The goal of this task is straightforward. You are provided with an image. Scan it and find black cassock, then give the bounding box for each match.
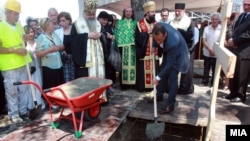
[134,25,162,92]
[70,23,107,78]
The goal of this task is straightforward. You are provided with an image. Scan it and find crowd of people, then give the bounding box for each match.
[0,0,249,124]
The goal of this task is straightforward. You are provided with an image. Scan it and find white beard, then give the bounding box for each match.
[85,17,97,32]
[170,14,191,31]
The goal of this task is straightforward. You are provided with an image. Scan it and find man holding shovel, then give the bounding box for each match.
[0,0,39,123]
[152,23,189,114]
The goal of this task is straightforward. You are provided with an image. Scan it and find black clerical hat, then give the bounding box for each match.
[175,3,185,10]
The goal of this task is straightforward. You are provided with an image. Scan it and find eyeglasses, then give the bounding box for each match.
[161,15,168,17]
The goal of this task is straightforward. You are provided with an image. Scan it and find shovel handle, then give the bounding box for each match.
[13,82,22,85]
[152,53,158,119]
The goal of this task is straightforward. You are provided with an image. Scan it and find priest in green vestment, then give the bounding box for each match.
[115,7,137,90]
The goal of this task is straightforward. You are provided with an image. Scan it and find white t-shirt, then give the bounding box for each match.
[202,24,221,58]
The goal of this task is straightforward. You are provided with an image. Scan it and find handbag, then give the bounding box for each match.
[60,52,67,64]
[107,42,122,71]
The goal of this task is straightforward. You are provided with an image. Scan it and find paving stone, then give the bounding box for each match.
[0,68,249,141]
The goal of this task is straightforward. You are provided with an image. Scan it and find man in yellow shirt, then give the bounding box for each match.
[0,0,31,123]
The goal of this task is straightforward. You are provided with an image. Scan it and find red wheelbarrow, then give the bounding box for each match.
[14,77,112,138]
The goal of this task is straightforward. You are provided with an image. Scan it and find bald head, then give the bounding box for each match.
[244,0,250,4]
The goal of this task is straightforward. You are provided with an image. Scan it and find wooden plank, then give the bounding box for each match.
[205,1,234,141]
[214,0,236,78]
[213,42,236,78]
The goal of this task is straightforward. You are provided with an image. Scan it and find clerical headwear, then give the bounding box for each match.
[175,3,185,10]
[143,1,155,13]
[84,0,98,14]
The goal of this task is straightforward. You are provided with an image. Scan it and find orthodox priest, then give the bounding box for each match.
[70,0,110,104]
[115,7,137,90]
[170,3,194,95]
[135,1,161,92]
[70,0,107,78]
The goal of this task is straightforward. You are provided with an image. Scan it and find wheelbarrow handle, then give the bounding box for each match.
[44,88,51,93]
[13,82,22,85]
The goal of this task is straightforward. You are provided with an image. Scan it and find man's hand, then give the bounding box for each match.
[227,38,237,48]
[106,32,113,40]
[209,48,215,57]
[151,47,156,54]
[22,34,28,42]
[153,78,159,85]
[49,45,59,52]
[15,48,27,56]
[89,31,101,40]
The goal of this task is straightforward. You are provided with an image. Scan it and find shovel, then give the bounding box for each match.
[145,53,165,139]
[25,55,41,120]
[20,23,41,119]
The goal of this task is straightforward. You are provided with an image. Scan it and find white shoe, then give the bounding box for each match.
[11,116,23,124]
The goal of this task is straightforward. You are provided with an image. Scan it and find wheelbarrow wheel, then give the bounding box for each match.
[84,105,101,121]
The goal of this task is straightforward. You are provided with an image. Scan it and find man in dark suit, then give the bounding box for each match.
[226,0,250,102]
[152,23,189,114]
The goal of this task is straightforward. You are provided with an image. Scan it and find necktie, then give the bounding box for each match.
[239,13,248,25]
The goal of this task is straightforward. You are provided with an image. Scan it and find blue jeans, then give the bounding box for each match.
[156,69,179,107]
[2,66,29,119]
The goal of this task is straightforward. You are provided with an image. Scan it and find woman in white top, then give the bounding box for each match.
[25,26,45,116]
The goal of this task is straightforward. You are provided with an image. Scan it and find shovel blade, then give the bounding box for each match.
[146,122,165,139]
[29,104,42,120]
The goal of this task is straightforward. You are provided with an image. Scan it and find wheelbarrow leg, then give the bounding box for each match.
[71,108,83,138]
[51,107,65,129]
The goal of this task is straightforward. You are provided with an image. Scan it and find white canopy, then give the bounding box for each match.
[99,0,241,16]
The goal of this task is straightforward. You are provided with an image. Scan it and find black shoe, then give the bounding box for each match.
[178,90,194,95]
[202,80,209,85]
[160,106,174,114]
[137,89,144,92]
[230,97,245,103]
[102,101,109,106]
[178,86,194,95]
[165,89,169,93]
[120,87,128,91]
[147,97,163,103]
[177,88,183,94]
[120,85,129,91]
[225,94,236,100]
[20,113,29,121]
[107,88,115,96]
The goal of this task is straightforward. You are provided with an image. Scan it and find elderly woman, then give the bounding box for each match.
[57,11,74,82]
[35,18,65,90]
